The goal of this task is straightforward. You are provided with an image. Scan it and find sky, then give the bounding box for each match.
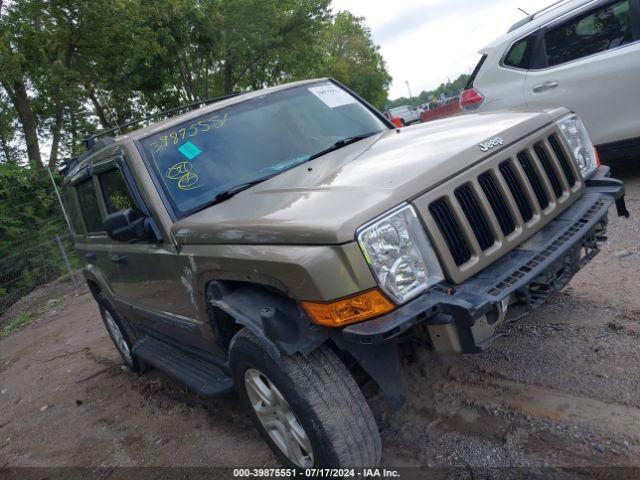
[331,0,553,99]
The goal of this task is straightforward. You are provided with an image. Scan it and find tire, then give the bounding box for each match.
[97,297,143,373]
[230,329,382,468]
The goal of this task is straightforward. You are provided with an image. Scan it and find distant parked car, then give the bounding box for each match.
[461,0,640,162]
[386,105,421,125]
[420,96,461,123]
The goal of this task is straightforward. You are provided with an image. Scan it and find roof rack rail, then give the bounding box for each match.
[507,0,573,32]
[82,92,242,150]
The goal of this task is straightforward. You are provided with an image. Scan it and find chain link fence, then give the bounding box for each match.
[0,170,80,316]
[0,234,79,315]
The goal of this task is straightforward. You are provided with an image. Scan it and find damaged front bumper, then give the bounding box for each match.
[342,167,626,354]
[334,167,626,410]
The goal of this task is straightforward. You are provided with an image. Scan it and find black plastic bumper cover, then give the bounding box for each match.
[342,167,626,352]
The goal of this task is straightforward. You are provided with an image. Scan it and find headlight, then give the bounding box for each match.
[357,204,443,303]
[556,114,597,178]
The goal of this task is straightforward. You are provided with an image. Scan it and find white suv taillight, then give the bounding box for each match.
[460,88,484,111]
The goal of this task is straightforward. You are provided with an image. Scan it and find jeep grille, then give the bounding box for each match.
[413,129,585,284]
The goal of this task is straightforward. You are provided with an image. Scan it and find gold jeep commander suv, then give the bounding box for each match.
[60,79,628,468]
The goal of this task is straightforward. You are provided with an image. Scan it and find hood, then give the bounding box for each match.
[173,108,567,245]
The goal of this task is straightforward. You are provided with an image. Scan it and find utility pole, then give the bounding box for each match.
[405,80,413,100]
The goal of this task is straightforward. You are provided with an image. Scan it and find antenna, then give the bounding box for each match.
[508,0,575,32]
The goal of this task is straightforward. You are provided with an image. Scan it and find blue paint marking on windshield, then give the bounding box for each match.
[178,141,202,160]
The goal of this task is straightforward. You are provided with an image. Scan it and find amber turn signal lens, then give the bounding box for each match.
[302,289,395,327]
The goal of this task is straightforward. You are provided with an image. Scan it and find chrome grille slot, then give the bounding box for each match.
[416,124,585,284]
[534,143,563,198]
[454,184,495,251]
[429,199,472,266]
[548,134,576,187]
[518,150,549,210]
[478,172,515,236]
[499,161,534,222]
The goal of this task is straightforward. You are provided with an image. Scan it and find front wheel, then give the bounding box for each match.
[230,329,382,468]
[98,299,143,373]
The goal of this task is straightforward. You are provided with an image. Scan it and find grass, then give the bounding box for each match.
[1,312,36,337]
[0,293,66,338]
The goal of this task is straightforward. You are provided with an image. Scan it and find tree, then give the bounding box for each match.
[312,11,391,109]
[0,0,392,168]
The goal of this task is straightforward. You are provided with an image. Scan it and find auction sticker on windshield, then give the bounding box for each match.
[178,141,202,160]
[308,84,356,108]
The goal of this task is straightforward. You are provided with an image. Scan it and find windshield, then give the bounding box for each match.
[139,81,389,217]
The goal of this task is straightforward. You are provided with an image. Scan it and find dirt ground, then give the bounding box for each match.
[1,162,639,475]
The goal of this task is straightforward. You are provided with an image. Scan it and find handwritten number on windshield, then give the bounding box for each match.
[150,113,228,153]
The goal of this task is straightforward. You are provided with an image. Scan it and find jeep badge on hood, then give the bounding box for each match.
[479,137,504,152]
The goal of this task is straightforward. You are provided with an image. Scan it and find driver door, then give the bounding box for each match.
[96,160,212,351]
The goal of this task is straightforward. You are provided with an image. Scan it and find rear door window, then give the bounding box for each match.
[61,185,86,235]
[544,0,634,67]
[76,179,103,233]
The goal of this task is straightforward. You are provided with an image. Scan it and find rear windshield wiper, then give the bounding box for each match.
[306,131,382,162]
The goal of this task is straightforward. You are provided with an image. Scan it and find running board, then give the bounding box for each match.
[132,337,233,396]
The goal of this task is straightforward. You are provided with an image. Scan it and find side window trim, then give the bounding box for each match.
[539,0,638,69]
[502,0,639,71]
[630,0,640,40]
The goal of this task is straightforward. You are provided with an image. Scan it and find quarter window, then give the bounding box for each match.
[76,179,103,233]
[504,35,537,68]
[544,0,633,67]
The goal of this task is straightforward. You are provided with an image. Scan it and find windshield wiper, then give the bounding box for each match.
[306,131,382,162]
[213,173,280,203]
[191,172,282,213]
[189,132,382,214]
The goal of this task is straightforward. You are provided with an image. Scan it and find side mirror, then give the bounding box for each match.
[103,209,151,243]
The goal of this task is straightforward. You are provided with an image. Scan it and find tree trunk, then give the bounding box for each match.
[48,103,64,171]
[2,79,42,168]
[223,59,234,94]
[177,60,195,102]
[0,135,15,164]
[88,89,112,129]
[69,109,77,154]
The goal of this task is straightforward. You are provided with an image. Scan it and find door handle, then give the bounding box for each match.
[110,254,128,265]
[533,81,559,93]
[84,251,97,261]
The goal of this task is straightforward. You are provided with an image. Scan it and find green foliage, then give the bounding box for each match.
[310,11,392,109]
[0,0,391,312]
[0,163,73,313]
[0,0,391,165]
[1,311,35,337]
[386,74,470,109]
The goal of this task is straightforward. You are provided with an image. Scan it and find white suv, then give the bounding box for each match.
[461,0,640,162]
